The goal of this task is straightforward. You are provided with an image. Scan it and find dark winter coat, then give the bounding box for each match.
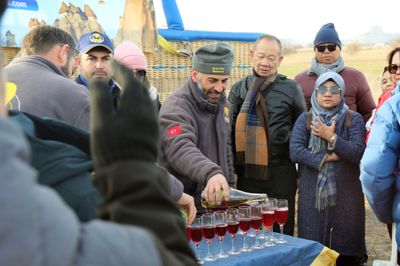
[290,111,366,256]
[228,73,306,235]
[159,78,236,208]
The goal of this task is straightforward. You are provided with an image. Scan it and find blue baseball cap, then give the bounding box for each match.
[78,31,114,54]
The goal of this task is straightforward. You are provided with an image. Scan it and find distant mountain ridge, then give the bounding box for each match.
[345,26,400,45]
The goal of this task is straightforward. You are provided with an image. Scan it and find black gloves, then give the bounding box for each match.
[89,61,159,169]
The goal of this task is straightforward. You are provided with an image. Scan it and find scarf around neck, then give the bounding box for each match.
[307,56,345,76]
[308,72,348,211]
[235,74,276,180]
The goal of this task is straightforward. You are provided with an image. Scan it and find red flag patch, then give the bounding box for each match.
[167,125,182,138]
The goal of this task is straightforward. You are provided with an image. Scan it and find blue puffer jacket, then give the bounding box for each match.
[360,92,400,249]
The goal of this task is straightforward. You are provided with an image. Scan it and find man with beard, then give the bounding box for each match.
[5,25,90,130]
[75,31,120,108]
[159,42,236,210]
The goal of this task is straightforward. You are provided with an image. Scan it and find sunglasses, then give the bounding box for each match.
[317,85,341,95]
[315,44,337,53]
[388,64,400,74]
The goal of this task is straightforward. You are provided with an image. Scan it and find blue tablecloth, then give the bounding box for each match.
[192,232,337,266]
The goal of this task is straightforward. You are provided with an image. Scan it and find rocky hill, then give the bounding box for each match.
[53,2,105,43]
[346,26,400,45]
[115,0,157,52]
[24,2,106,44]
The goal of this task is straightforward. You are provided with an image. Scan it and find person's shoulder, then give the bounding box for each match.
[386,91,400,108]
[340,67,365,78]
[160,87,190,113]
[275,74,301,88]
[350,110,363,122]
[232,74,252,87]
[55,79,89,101]
[293,69,309,81]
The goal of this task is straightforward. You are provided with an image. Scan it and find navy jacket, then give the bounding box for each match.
[9,111,100,221]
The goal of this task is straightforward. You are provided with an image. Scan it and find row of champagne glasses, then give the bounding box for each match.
[187,199,288,263]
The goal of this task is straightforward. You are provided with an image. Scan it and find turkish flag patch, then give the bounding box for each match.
[167,125,182,138]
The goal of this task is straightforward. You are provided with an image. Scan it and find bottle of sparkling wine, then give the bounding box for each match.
[201,188,267,209]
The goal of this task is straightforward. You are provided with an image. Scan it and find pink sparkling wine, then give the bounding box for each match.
[262,211,275,228]
[227,222,239,236]
[251,217,262,231]
[215,224,227,237]
[239,218,251,233]
[190,227,202,243]
[202,226,215,240]
[275,207,288,226]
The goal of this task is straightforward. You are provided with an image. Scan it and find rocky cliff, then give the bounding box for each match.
[53,2,105,43]
[115,0,157,52]
[28,2,105,44]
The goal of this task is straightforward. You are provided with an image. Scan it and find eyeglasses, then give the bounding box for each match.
[315,44,337,53]
[388,64,400,74]
[317,85,341,95]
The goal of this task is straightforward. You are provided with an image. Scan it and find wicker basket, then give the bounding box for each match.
[146,40,254,102]
[2,41,254,103]
[2,47,20,66]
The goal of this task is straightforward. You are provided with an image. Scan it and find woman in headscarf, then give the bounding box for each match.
[290,71,366,266]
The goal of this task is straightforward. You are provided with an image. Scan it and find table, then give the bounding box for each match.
[192,232,338,266]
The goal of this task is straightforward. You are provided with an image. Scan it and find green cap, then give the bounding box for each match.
[192,42,234,75]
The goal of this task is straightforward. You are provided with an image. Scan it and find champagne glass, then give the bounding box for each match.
[246,202,258,238]
[202,213,216,261]
[238,206,251,252]
[226,208,240,255]
[267,197,278,242]
[261,201,275,247]
[250,204,263,249]
[275,199,288,244]
[190,216,204,264]
[214,211,229,259]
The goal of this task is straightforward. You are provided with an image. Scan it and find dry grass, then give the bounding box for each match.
[280,45,394,101]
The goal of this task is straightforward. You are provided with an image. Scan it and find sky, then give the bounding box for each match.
[3,0,399,46]
[2,0,125,46]
[153,0,400,44]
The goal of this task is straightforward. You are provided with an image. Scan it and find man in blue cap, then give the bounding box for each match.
[295,23,375,123]
[77,32,197,222]
[75,31,121,107]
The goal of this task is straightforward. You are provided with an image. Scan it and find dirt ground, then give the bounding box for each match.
[364,198,392,265]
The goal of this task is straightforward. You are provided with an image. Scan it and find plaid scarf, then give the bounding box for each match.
[309,120,338,212]
[309,76,348,211]
[235,75,275,180]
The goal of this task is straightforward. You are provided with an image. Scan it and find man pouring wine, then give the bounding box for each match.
[159,42,236,211]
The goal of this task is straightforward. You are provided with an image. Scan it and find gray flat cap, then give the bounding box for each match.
[192,42,234,75]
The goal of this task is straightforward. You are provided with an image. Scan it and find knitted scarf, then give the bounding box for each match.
[309,73,348,211]
[235,75,275,180]
[307,56,345,76]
